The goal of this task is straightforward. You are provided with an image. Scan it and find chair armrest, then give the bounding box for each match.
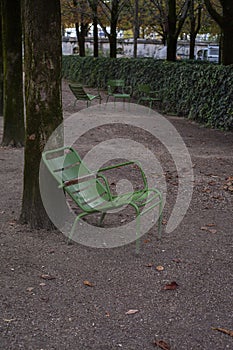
[97,161,148,190]
[59,173,96,188]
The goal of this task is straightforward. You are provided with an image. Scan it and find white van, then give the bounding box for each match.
[196,45,219,63]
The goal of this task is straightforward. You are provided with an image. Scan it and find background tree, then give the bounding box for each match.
[1,0,24,146]
[98,0,130,57]
[167,0,191,61]
[0,4,3,116]
[204,0,233,65]
[188,0,202,59]
[20,0,63,228]
[88,0,99,57]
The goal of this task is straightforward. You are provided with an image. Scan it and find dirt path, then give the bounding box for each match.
[0,80,233,350]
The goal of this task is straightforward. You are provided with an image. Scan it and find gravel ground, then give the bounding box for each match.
[0,79,233,350]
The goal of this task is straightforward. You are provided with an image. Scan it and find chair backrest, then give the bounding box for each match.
[42,147,109,212]
[69,83,89,101]
[137,84,151,95]
[107,79,125,94]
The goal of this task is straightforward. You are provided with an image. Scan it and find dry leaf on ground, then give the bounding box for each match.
[153,339,170,349]
[201,226,217,234]
[163,281,178,290]
[212,327,233,337]
[40,274,56,280]
[3,318,16,323]
[145,263,154,268]
[125,309,139,315]
[83,280,95,287]
[156,265,164,271]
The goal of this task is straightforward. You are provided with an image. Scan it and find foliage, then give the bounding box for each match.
[63,55,233,130]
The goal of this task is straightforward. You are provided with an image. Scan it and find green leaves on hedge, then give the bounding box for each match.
[62,56,233,131]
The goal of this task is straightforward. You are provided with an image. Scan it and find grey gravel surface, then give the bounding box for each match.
[0,80,232,350]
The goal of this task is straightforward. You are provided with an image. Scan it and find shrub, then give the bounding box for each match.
[62,56,233,130]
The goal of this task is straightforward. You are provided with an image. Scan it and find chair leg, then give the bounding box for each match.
[135,214,141,254]
[99,212,106,226]
[68,212,89,244]
[158,199,163,240]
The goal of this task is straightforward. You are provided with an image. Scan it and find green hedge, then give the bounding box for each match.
[62,56,233,130]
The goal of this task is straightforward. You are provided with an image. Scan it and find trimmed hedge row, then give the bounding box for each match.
[62,56,233,130]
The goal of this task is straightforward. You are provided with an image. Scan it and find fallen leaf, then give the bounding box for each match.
[145,263,154,268]
[156,265,164,271]
[153,339,170,349]
[202,187,211,193]
[83,280,94,287]
[206,223,215,227]
[144,239,151,244]
[125,309,139,315]
[208,229,217,234]
[39,282,46,286]
[40,274,55,280]
[105,311,110,317]
[163,281,178,290]
[208,180,216,186]
[212,327,233,337]
[26,287,34,292]
[201,226,217,234]
[3,318,16,323]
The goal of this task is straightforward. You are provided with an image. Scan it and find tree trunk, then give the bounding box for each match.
[92,0,98,57]
[222,1,233,65]
[0,7,3,116]
[1,0,24,146]
[167,0,177,61]
[76,21,88,57]
[20,0,63,229]
[109,33,117,58]
[204,0,233,65]
[93,18,98,57]
[133,0,139,58]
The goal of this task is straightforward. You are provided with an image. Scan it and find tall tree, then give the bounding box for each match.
[188,0,202,59]
[61,0,91,57]
[167,0,191,61]
[0,4,3,116]
[204,0,233,65]
[1,0,24,146]
[98,0,130,58]
[20,0,63,228]
[88,0,99,57]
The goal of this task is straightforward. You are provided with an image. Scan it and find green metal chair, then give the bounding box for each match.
[106,79,132,103]
[42,146,163,251]
[69,83,102,107]
[137,84,161,109]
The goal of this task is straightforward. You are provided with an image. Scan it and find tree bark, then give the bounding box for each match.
[167,0,177,61]
[204,0,233,65]
[167,0,191,61]
[20,0,63,229]
[133,0,139,58]
[1,0,24,146]
[75,21,88,57]
[222,0,233,65]
[189,2,202,60]
[0,6,3,116]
